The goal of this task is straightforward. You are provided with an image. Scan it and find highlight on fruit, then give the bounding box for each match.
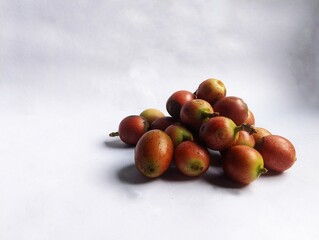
[108,78,297,185]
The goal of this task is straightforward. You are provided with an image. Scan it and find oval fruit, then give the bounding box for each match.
[135,130,174,178]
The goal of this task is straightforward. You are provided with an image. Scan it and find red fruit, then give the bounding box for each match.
[199,116,256,151]
[252,127,271,144]
[223,145,267,185]
[151,116,176,131]
[109,115,149,146]
[140,108,165,124]
[196,78,226,105]
[213,96,249,126]
[244,110,255,125]
[166,90,195,120]
[174,141,210,177]
[255,135,296,172]
[233,130,255,148]
[165,124,194,147]
[135,130,174,178]
[180,99,217,130]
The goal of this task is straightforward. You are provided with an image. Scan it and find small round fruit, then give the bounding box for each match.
[166,90,195,120]
[233,130,255,148]
[174,141,210,177]
[135,130,174,178]
[244,110,255,125]
[151,116,176,131]
[165,124,194,147]
[180,99,216,130]
[213,96,249,126]
[140,108,165,124]
[196,78,226,105]
[109,115,149,146]
[255,135,296,172]
[222,145,267,185]
[252,127,271,144]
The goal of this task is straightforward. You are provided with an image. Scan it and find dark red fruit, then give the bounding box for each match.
[180,99,217,130]
[213,96,249,126]
[165,124,194,147]
[222,145,267,185]
[151,116,176,131]
[174,141,210,177]
[196,78,226,105]
[166,90,195,120]
[255,135,296,172]
[109,115,149,146]
[135,130,174,178]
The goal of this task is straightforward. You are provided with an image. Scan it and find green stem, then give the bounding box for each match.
[109,131,119,137]
[259,167,268,175]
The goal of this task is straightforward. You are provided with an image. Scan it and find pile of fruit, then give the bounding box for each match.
[109,78,296,185]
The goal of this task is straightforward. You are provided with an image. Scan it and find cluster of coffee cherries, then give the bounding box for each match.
[109,78,296,185]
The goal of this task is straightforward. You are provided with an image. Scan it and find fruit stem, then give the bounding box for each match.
[259,167,268,175]
[239,123,257,135]
[202,112,219,119]
[109,131,119,137]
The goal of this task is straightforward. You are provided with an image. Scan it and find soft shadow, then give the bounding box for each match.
[262,171,284,177]
[209,150,223,167]
[203,171,247,189]
[104,139,132,149]
[161,166,196,182]
[117,164,153,184]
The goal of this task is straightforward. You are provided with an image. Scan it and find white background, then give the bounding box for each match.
[1,1,319,239]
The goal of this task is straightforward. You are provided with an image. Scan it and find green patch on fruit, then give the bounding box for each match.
[188,159,204,172]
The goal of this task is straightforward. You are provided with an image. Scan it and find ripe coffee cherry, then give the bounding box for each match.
[151,116,176,131]
[196,78,226,105]
[165,124,194,147]
[140,108,165,124]
[252,127,271,144]
[213,96,249,126]
[166,90,195,120]
[109,115,149,146]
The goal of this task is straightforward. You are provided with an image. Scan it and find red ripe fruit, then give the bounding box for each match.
[109,115,149,146]
[252,127,271,144]
[166,90,195,120]
[165,124,194,147]
[174,141,210,177]
[151,116,176,131]
[255,135,296,172]
[213,96,249,126]
[196,78,227,105]
[180,99,217,130]
[233,130,256,148]
[244,110,255,126]
[223,145,267,185]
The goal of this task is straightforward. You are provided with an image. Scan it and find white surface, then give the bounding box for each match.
[1,1,319,240]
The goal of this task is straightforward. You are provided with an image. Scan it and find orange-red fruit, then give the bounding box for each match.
[196,78,226,105]
[174,141,210,177]
[151,116,176,131]
[116,115,149,146]
[140,108,165,124]
[223,145,267,185]
[135,130,174,178]
[213,96,249,126]
[255,135,296,172]
[233,130,255,148]
[166,90,195,120]
[252,127,271,144]
[244,110,255,125]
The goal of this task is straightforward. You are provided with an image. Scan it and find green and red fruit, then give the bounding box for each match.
[165,124,194,147]
[233,130,255,148]
[222,145,267,185]
[166,90,195,120]
[252,127,271,144]
[174,141,210,177]
[213,96,249,126]
[109,115,149,146]
[195,78,226,105]
[255,135,296,172]
[140,108,165,124]
[134,130,174,178]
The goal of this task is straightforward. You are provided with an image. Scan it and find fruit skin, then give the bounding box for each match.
[255,135,296,172]
[196,78,226,105]
[151,116,176,131]
[165,124,194,147]
[199,116,239,151]
[135,130,174,178]
[166,90,195,120]
[111,115,149,146]
[233,130,255,148]
[213,96,249,126]
[180,99,216,130]
[174,141,210,177]
[244,110,255,125]
[222,145,267,185]
[252,127,271,144]
[140,108,165,124]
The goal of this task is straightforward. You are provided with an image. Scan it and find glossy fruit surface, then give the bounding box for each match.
[213,96,249,126]
[196,78,226,105]
[222,145,267,184]
[166,90,195,120]
[199,116,238,151]
[252,127,271,144]
[135,130,174,178]
[110,115,149,146]
[174,141,210,177]
[165,124,194,147]
[244,110,255,125]
[233,130,255,148]
[140,108,165,124]
[151,116,176,131]
[180,99,216,130]
[255,135,296,172]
